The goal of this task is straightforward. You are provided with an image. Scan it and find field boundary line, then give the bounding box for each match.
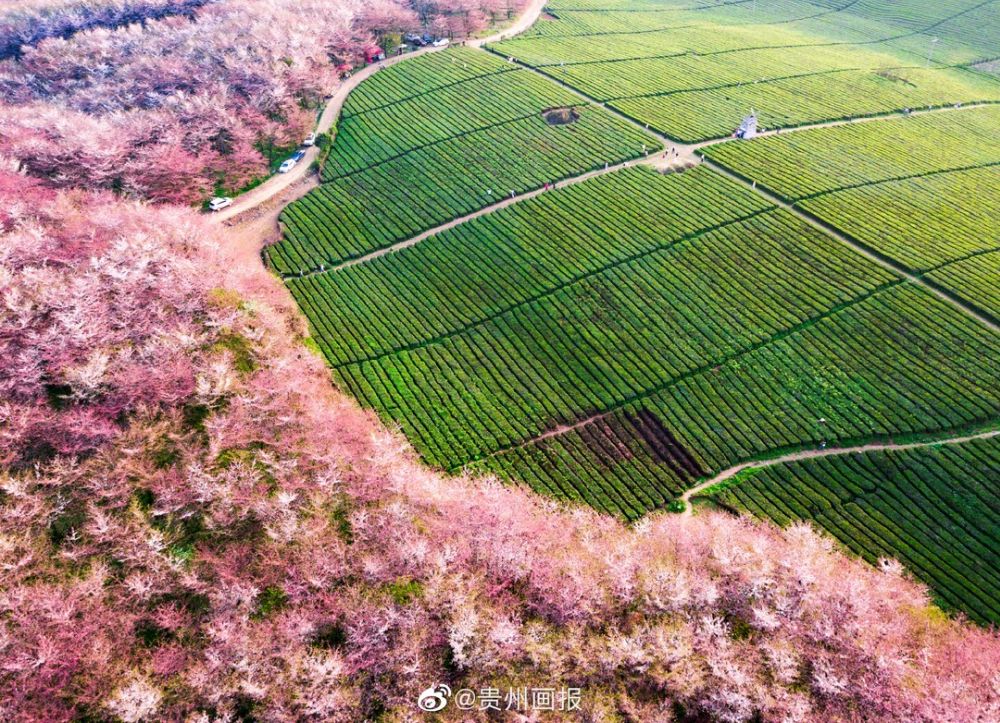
[757,0,862,26]
[453,279,906,470]
[785,160,1000,203]
[679,428,1000,516]
[703,158,1000,332]
[326,207,776,367]
[604,67,863,103]
[922,246,1000,276]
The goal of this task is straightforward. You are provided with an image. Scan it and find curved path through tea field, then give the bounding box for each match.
[679,427,1000,516]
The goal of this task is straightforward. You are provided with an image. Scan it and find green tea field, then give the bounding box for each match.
[493,0,1000,141]
[266,47,660,274]
[704,106,1000,319]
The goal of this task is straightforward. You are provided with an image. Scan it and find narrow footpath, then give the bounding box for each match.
[679,428,1000,517]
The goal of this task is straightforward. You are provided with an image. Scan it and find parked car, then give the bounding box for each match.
[303,132,318,147]
[364,44,385,63]
[208,197,233,212]
[432,38,450,47]
[279,150,307,173]
[403,33,425,46]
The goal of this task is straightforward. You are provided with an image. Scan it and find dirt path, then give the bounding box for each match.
[679,428,1000,516]
[470,0,548,47]
[210,0,546,225]
[315,101,993,279]
[308,157,643,275]
[210,45,441,224]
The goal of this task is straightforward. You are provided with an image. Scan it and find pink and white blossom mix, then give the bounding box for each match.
[0,0,524,203]
[1,1,998,720]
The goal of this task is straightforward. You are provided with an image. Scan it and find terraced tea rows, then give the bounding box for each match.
[611,68,999,142]
[341,47,518,116]
[704,105,1000,198]
[286,166,1000,518]
[926,251,1000,320]
[495,0,1000,141]
[269,110,654,273]
[705,106,1000,318]
[334,205,898,473]
[536,0,1000,64]
[526,9,696,37]
[268,47,660,273]
[797,166,1000,270]
[270,0,1000,625]
[328,69,584,176]
[501,23,794,64]
[474,283,1000,518]
[705,436,1000,625]
[286,167,771,363]
[798,0,1000,63]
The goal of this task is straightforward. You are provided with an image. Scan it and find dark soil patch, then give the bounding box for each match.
[623,410,706,481]
[543,107,580,125]
[875,69,916,87]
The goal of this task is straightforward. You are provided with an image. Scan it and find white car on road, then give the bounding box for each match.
[432,38,449,47]
[278,150,307,173]
[208,197,233,212]
[303,132,318,147]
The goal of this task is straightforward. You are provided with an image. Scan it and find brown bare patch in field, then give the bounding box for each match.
[972,59,1000,77]
[624,410,706,480]
[543,106,580,125]
[875,69,916,87]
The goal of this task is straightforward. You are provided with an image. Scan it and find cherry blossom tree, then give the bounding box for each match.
[2,170,999,721]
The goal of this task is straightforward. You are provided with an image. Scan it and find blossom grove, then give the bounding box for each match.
[0,0,525,204]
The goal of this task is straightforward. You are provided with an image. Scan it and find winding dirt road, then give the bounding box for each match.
[210,0,548,224]
[679,428,1000,516]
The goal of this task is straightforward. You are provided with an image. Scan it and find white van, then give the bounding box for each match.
[303,132,318,147]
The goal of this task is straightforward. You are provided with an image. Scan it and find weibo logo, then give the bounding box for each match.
[417,683,452,712]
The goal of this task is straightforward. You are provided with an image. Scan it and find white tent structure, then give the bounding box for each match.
[735,109,758,139]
